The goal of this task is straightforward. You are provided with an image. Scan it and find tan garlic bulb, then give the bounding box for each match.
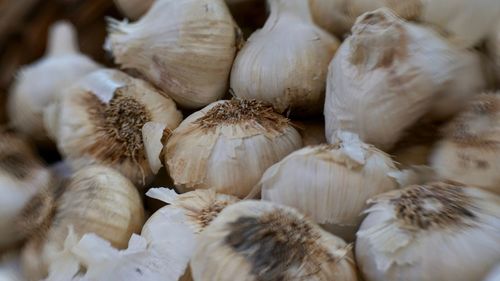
[113,0,154,20]
[431,94,500,195]
[0,129,52,250]
[165,99,302,198]
[298,120,326,146]
[230,0,339,116]
[259,131,398,241]
[21,165,144,281]
[47,69,181,187]
[7,21,101,143]
[106,0,240,109]
[324,8,485,150]
[356,182,500,281]
[309,0,354,38]
[191,200,358,281]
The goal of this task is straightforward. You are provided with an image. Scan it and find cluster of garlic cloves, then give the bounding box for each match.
[324,8,486,151]
[165,99,302,198]
[259,131,398,241]
[7,21,101,144]
[356,182,500,281]
[191,200,358,281]
[105,0,241,109]
[230,0,339,116]
[46,69,182,187]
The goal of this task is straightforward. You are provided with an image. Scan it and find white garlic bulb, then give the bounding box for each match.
[356,182,500,281]
[113,0,154,20]
[47,69,182,187]
[484,264,500,281]
[21,165,144,281]
[0,129,52,250]
[259,131,398,241]
[230,0,339,116]
[298,120,327,146]
[191,200,358,281]
[431,94,500,195]
[324,8,485,150]
[165,99,303,198]
[7,21,101,143]
[106,0,240,109]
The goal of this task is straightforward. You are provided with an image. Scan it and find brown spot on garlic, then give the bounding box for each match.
[226,210,333,281]
[391,183,475,230]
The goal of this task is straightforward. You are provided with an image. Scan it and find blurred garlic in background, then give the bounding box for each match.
[324,8,485,151]
[191,200,358,281]
[105,0,241,109]
[297,119,327,146]
[431,94,500,195]
[7,21,101,144]
[309,0,355,38]
[46,69,181,187]
[0,129,52,251]
[113,0,155,20]
[259,131,398,241]
[230,0,339,116]
[21,165,144,281]
[356,182,500,281]
[165,99,302,198]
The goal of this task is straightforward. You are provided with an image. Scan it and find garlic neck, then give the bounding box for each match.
[267,0,314,25]
[46,21,80,57]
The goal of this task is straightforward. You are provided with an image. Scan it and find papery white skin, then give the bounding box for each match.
[324,8,485,150]
[166,100,303,198]
[230,0,339,115]
[106,0,239,109]
[142,122,169,174]
[51,69,182,187]
[8,21,101,143]
[260,131,398,242]
[191,200,358,281]
[113,0,154,20]
[356,184,500,281]
[484,264,500,281]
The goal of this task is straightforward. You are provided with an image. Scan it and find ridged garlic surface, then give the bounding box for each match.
[113,0,154,20]
[0,129,52,250]
[356,182,500,281]
[7,21,101,143]
[324,8,485,150]
[21,165,144,281]
[298,120,326,146]
[106,0,240,109]
[259,131,398,241]
[191,200,358,281]
[166,99,302,198]
[48,69,181,187]
[230,0,339,116]
[431,94,500,195]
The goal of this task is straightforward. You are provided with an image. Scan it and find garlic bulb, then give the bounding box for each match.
[484,264,500,281]
[21,165,144,281]
[165,99,303,198]
[191,200,358,281]
[7,21,101,143]
[324,8,485,150]
[431,94,500,195]
[356,182,500,281]
[309,0,354,38]
[47,69,182,187]
[230,0,339,116]
[106,0,240,109]
[298,120,326,146]
[0,129,52,250]
[113,0,154,20]
[259,131,398,241]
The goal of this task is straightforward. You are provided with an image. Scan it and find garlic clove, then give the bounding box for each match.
[142,122,171,175]
[165,99,303,198]
[106,0,240,109]
[191,200,358,281]
[431,93,500,195]
[230,0,339,116]
[259,131,398,242]
[113,0,155,20]
[51,69,182,187]
[324,8,485,150]
[7,21,101,144]
[356,182,500,281]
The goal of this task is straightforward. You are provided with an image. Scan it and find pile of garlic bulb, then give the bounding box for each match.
[1,1,500,281]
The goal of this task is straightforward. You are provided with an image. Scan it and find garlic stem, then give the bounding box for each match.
[46,21,79,57]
